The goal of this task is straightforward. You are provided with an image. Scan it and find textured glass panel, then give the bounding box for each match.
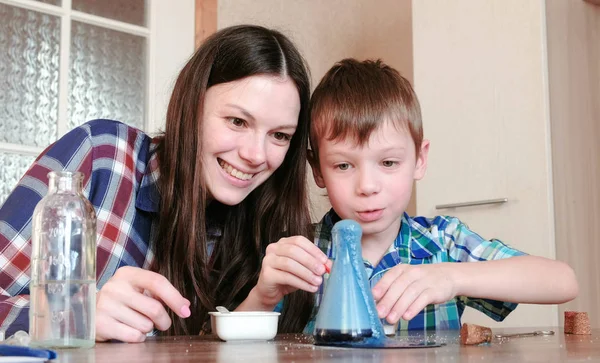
[0,4,59,147]
[68,21,146,130]
[0,152,36,206]
[72,0,146,26]
[33,0,61,5]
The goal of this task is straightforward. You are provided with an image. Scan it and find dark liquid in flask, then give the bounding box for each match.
[314,328,373,344]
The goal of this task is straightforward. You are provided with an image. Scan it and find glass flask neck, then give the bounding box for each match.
[47,171,84,193]
[333,223,358,263]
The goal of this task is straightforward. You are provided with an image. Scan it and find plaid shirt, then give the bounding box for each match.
[0,119,163,336]
[304,209,527,334]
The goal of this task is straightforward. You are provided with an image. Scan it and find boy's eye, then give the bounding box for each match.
[273,132,292,141]
[382,160,397,167]
[337,163,350,171]
[229,117,246,127]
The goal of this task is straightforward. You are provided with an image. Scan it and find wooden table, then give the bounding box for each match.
[54,327,599,362]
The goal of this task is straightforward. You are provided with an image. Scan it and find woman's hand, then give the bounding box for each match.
[239,236,331,311]
[95,266,191,342]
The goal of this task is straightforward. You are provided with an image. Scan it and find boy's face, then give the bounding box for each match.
[311,120,429,239]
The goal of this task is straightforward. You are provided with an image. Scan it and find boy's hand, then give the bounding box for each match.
[371,263,458,324]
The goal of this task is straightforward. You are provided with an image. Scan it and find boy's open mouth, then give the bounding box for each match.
[356,209,384,222]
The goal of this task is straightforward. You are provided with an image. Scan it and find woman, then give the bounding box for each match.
[0,25,329,342]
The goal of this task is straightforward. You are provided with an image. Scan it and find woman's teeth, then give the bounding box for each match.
[219,160,254,180]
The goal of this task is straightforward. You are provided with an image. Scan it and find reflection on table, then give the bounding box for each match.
[53,327,599,363]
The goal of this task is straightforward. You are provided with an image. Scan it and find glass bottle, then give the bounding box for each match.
[30,171,96,348]
[313,219,385,344]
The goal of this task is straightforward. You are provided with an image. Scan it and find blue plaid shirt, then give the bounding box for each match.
[304,209,527,334]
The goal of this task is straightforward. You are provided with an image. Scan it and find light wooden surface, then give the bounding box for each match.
[546,0,600,329]
[413,0,557,328]
[53,328,599,362]
[195,0,217,49]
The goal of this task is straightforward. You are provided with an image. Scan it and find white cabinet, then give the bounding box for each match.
[413,0,557,328]
[414,0,600,329]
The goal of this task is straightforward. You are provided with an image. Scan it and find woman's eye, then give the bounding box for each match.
[229,117,245,127]
[337,163,350,171]
[273,132,292,141]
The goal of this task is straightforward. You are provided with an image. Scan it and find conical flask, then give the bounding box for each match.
[314,219,384,344]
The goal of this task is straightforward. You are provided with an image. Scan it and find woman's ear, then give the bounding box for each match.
[308,150,326,188]
[414,139,430,181]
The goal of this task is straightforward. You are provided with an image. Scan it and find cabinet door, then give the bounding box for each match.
[413,1,557,327]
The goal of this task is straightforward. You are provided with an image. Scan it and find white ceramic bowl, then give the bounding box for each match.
[209,311,280,341]
[382,318,400,336]
[383,322,398,336]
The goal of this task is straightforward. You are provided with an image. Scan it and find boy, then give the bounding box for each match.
[305,59,578,333]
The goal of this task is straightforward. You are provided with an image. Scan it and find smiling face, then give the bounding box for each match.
[201,74,301,205]
[312,120,429,242]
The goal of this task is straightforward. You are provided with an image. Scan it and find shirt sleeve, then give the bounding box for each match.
[443,217,527,322]
[0,125,94,336]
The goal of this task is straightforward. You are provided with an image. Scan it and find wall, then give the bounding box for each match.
[205,0,600,328]
[546,0,600,328]
[217,0,415,220]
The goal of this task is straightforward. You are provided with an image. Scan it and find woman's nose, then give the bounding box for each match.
[238,134,267,166]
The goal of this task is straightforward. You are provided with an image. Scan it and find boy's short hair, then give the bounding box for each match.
[309,58,423,160]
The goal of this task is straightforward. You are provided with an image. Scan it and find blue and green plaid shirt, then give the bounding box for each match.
[304,209,527,334]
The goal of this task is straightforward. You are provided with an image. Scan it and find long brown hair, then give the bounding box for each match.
[153,25,313,335]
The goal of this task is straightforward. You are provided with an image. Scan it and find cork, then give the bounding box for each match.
[460,323,493,345]
[564,311,591,335]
